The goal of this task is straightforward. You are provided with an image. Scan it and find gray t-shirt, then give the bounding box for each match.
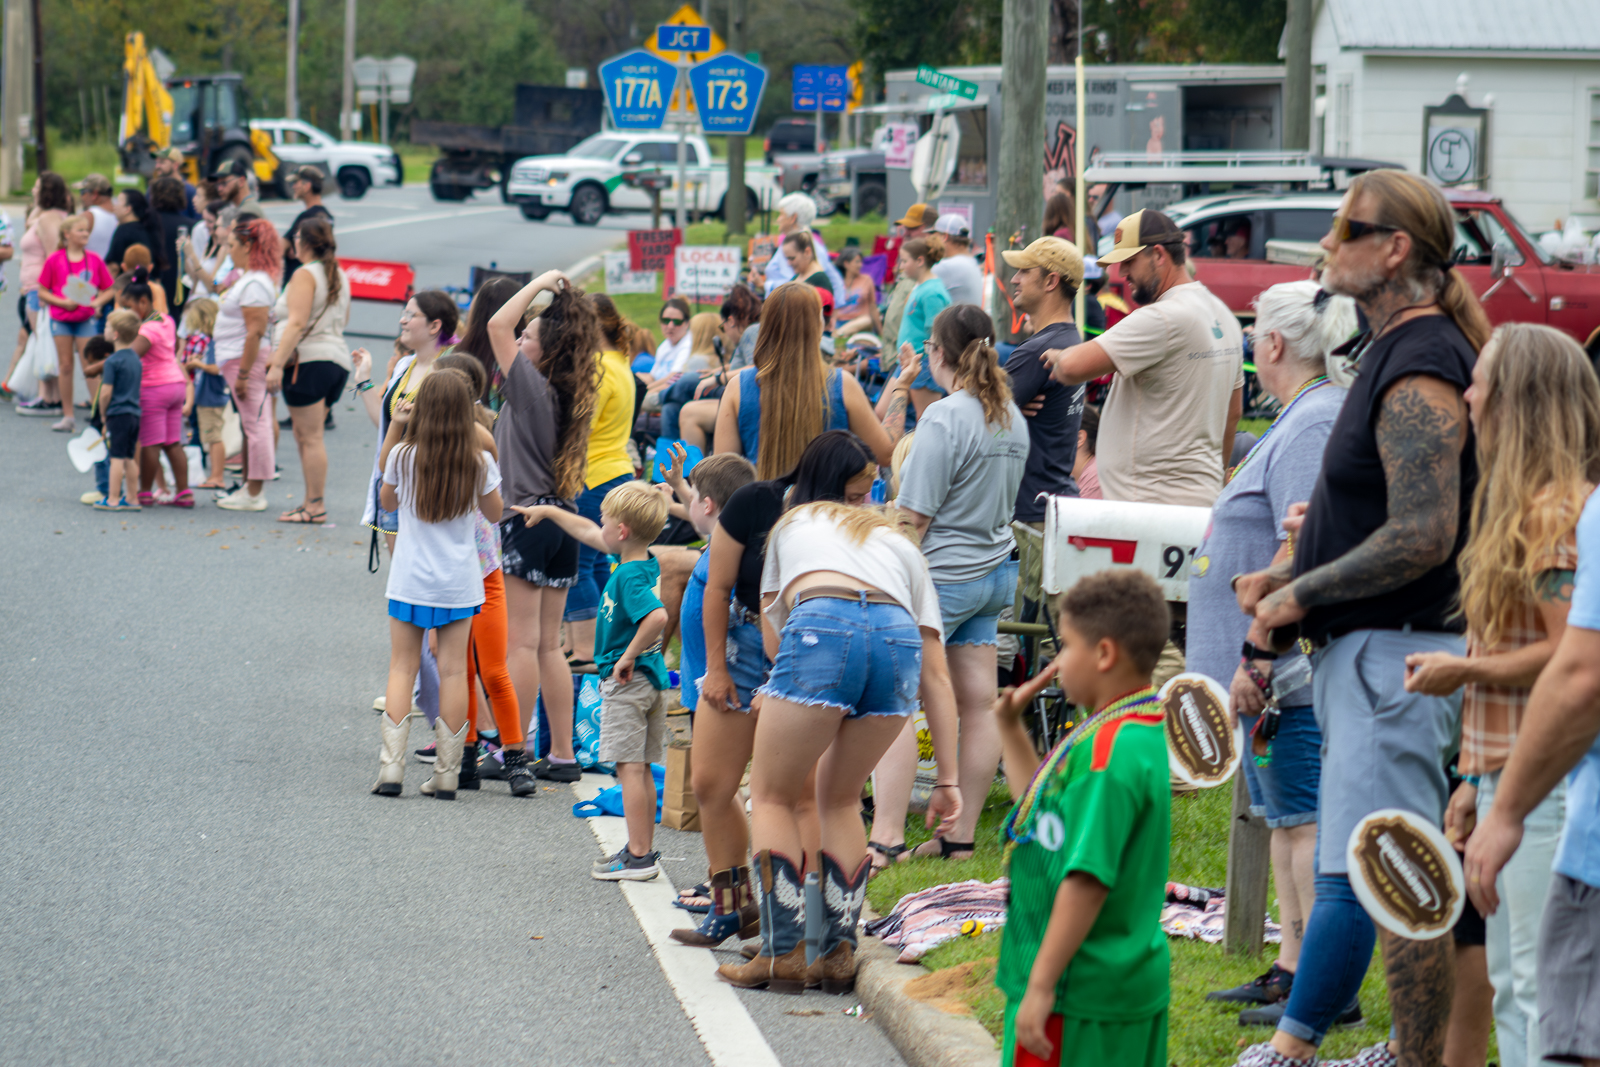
[897,390,1030,583]
[932,254,984,307]
[727,323,760,372]
[494,354,562,507]
[1186,384,1345,707]
[101,347,142,417]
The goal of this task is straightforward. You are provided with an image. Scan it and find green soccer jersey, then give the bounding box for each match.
[594,557,669,690]
[996,707,1171,1021]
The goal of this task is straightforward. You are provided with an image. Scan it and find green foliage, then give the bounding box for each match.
[1078,0,1286,64]
[850,0,1001,92]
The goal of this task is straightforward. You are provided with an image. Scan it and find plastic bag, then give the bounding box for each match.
[571,763,666,820]
[5,333,40,399]
[30,326,57,379]
[573,674,607,771]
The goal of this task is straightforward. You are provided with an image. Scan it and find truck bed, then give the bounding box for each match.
[410,121,589,158]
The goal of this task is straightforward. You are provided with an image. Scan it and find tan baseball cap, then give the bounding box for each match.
[1095,208,1185,264]
[1001,236,1084,288]
[163,147,187,163]
[896,203,937,229]
[78,173,113,195]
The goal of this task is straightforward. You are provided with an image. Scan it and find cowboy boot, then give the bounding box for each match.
[420,718,468,800]
[813,851,871,994]
[716,851,808,994]
[672,866,763,946]
[371,712,411,796]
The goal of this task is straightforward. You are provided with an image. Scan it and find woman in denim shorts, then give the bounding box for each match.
[674,432,886,949]
[870,304,1029,866]
[716,499,960,997]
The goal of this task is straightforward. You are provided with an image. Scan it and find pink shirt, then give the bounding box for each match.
[37,249,113,322]
[19,209,66,293]
[1077,457,1102,500]
[138,314,184,388]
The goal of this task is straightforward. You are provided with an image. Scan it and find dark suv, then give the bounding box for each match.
[765,119,820,162]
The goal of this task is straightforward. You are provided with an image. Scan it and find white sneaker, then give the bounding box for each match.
[218,490,266,511]
[81,490,102,505]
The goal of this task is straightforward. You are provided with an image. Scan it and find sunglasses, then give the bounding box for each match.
[660,316,686,326]
[1330,215,1399,244]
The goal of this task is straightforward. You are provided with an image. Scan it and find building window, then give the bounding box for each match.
[1588,91,1600,200]
[1334,75,1353,157]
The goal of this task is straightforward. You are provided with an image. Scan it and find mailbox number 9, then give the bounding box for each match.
[1162,545,1195,579]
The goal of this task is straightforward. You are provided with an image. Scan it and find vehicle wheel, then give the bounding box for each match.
[430,183,470,201]
[338,168,371,199]
[569,184,605,226]
[855,181,887,218]
[519,203,551,221]
[716,187,762,222]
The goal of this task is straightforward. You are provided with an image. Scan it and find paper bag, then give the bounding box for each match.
[661,741,700,832]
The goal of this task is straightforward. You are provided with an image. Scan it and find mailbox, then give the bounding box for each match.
[1041,496,1212,602]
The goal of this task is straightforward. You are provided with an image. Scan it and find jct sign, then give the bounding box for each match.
[674,245,742,300]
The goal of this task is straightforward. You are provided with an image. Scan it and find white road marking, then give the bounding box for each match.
[335,205,514,235]
[573,774,781,1067]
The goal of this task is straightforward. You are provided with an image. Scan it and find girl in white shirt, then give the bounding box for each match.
[372,370,503,801]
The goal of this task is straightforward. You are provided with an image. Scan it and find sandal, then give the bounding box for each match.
[195,478,229,490]
[165,489,194,508]
[278,505,327,524]
[912,838,976,860]
[868,841,910,878]
[137,491,155,508]
[673,882,713,914]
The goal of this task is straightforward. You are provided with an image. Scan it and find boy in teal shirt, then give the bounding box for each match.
[512,481,672,882]
[993,569,1172,1067]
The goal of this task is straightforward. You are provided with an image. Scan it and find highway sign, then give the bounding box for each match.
[688,54,769,136]
[915,65,978,100]
[657,25,710,54]
[599,49,678,131]
[793,63,850,113]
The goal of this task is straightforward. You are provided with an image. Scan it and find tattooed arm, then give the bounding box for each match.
[1249,374,1467,645]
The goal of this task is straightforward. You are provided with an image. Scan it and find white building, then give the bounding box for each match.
[1310,0,1600,230]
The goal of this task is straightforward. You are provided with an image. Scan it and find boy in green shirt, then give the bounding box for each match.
[993,569,1172,1067]
[512,481,672,882]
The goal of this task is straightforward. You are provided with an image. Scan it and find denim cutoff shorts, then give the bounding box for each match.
[934,558,1018,647]
[758,594,923,718]
[722,607,772,713]
[1236,703,1322,829]
[51,316,99,338]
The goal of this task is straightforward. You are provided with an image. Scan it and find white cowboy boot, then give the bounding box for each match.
[420,718,468,800]
[372,713,411,796]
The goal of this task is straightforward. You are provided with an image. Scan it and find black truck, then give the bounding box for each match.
[412,85,604,202]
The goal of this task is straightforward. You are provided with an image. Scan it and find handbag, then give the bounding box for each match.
[274,272,336,382]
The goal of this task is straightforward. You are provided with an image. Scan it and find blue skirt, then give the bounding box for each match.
[388,600,481,628]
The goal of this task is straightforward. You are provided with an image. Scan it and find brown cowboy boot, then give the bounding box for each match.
[670,866,760,946]
[812,851,871,994]
[715,851,809,994]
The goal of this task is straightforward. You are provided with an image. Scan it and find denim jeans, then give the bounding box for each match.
[1278,871,1376,1046]
[563,472,632,623]
[94,456,109,497]
[660,374,719,440]
[1478,770,1567,1067]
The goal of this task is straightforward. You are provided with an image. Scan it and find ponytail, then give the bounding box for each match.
[903,234,945,268]
[1438,269,1491,354]
[931,304,1012,428]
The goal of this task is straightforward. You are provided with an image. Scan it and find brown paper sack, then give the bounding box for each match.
[661,741,701,832]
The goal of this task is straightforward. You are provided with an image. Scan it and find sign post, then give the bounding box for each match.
[658,25,712,230]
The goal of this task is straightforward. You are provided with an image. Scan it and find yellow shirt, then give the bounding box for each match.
[586,349,635,489]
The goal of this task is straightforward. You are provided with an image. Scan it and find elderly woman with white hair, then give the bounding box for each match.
[1185,280,1358,1024]
[760,192,843,300]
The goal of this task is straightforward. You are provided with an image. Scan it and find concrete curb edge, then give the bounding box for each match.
[855,937,1001,1067]
[565,253,604,286]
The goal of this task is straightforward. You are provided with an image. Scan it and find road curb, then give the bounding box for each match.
[855,937,1000,1067]
[565,253,604,286]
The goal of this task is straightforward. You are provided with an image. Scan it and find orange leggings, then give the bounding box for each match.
[467,568,524,746]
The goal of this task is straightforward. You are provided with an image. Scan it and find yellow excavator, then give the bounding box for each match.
[118,32,277,185]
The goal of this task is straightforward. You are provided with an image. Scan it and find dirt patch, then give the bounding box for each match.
[902,958,997,1016]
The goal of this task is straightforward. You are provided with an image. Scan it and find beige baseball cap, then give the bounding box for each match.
[1001,236,1084,288]
[1095,208,1185,264]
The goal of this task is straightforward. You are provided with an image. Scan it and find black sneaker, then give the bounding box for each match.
[1238,995,1362,1029]
[532,757,581,783]
[505,749,538,798]
[414,742,437,764]
[1207,962,1294,1005]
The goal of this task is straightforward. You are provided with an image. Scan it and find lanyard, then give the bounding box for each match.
[1228,376,1331,484]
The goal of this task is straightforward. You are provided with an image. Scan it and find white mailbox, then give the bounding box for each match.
[1041,496,1213,602]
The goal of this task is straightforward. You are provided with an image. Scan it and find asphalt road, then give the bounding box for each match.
[0,188,910,1067]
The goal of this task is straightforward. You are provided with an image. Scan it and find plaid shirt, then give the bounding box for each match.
[1460,522,1579,776]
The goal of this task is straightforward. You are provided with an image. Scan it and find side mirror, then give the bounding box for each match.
[1490,245,1506,280]
[623,152,643,165]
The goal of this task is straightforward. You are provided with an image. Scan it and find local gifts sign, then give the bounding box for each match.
[629,228,683,272]
[673,245,742,301]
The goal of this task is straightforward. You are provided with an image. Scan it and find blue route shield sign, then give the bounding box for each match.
[599,49,676,131]
[688,54,768,136]
[792,63,850,113]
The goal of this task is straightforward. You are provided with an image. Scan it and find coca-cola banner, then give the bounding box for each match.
[339,258,415,303]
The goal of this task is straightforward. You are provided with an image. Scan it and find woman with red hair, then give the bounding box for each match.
[215,217,282,511]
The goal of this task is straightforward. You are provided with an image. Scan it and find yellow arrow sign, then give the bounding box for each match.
[644,3,726,113]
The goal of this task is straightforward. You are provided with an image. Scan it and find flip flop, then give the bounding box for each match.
[195,479,229,490]
[165,489,194,508]
[278,505,327,524]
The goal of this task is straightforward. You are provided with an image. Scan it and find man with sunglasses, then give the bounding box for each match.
[1236,170,1489,1067]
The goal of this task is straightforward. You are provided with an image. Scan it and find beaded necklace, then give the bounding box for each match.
[1002,686,1160,865]
[1227,375,1331,484]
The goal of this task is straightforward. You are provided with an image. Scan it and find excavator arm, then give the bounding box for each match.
[119,32,173,174]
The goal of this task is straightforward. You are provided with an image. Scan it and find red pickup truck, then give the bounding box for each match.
[1152,189,1600,356]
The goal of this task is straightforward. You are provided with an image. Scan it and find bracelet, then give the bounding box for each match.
[355,378,375,393]
[1241,658,1272,695]
[1461,775,1481,787]
[934,782,960,789]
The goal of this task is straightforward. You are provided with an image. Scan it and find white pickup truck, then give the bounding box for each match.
[505,130,781,225]
[250,119,402,199]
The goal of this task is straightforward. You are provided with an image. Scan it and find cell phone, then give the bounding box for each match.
[1012,1012,1064,1067]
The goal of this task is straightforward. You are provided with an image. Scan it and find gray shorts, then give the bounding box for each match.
[1538,872,1600,1063]
[1311,628,1464,874]
[598,674,666,765]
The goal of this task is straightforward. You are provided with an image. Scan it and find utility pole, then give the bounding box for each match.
[286,0,300,121]
[996,0,1047,343]
[726,0,746,237]
[339,0,356,140]
[28,0,44,171]
[1283,0,1312,150]
[0,0,31,194]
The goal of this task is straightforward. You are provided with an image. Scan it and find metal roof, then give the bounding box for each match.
[1325,0,1600,52]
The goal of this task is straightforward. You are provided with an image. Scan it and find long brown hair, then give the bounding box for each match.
[543,286,604,500]
[433,354,494,429]
[1348,169,1491,352]
[588,292,629,350]
[931,304,1013,428]
[1458,324,1600,645]
[296,217,342,303]
[398,371,484,523]
[455,276,526,401]
[1044,190,1075,240]
[750,282,829,480]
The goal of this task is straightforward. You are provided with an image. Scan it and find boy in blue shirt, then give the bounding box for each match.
[513,481,673,881]
[95,310,143,511]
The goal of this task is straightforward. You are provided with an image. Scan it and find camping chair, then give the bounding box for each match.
[999,521,1076,755]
